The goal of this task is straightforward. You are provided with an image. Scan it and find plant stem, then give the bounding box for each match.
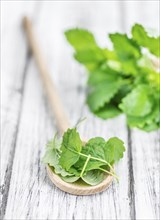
[80,154,91,177]
[98,167,119,182]
[79,152,115,174]
[74,117,87,129]
[67,147,116,176]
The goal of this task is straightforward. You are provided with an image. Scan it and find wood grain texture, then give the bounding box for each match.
[1,1,38,219]
[124,1,160,219]
[1,1,159,220]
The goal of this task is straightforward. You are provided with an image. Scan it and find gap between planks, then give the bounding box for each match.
[118,1,136,219]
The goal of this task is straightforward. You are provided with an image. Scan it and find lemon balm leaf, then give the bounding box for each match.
[65,29,98,51]
[59,128,82,170]
[119,85,153,117]
[87,80,122,112]
[132,24,160,57]
[109,33,141,61]
[104,137,126,164]
[42,138,72,177]
[82,170,106,186]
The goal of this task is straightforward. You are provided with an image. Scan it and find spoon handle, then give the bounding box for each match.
[23,16,70,134]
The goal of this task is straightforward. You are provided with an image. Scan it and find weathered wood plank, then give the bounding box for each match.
[1,1,38,219]
[123,1,160,219]
[130,130,160,220]
[4,1,131,219]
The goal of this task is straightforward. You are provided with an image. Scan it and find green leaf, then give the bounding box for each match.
[61,175,80,183]
[88,67,120,86]
[119,85,153,117]
[74,137,106,171]
[82,170,106,186]
[95,104,121,119]
[59,128,82,170]
[132,24,160,57]
[127,97,160,130]
[109,33,141,75]
[139,122,160,132]
[87,80,122,112]
[65,29,98,51]
[120,59,139,75]
[68,167,81,177]
[42,148,59,167]
[84,137,106,158]
[42,138,72,177]
[65,29,107,71]
[86,67,124,113]
[103,48,118,60]
[104,137,125,164]
[45,135,62,151]
[74,48,105,64]
[138,66,160,89]
[109,33,141,61]
[59,148,79,171]
[62,128,82,152]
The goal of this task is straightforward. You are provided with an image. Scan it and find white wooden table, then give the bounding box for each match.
[1,1,159,219]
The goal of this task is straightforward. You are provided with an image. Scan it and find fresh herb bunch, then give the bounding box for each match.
[42,128,125,185]
[65,24,160,132]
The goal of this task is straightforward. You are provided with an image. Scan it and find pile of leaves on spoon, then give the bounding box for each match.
[65,24,160,132]
[42,128,125,186]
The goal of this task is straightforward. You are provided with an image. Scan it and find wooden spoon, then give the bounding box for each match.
[22,16,113,195]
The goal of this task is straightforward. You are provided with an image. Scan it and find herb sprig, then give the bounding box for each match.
[65,24,160,131]
[42,128,125,185]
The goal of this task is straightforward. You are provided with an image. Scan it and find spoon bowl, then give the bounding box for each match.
[47,165,113,195]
